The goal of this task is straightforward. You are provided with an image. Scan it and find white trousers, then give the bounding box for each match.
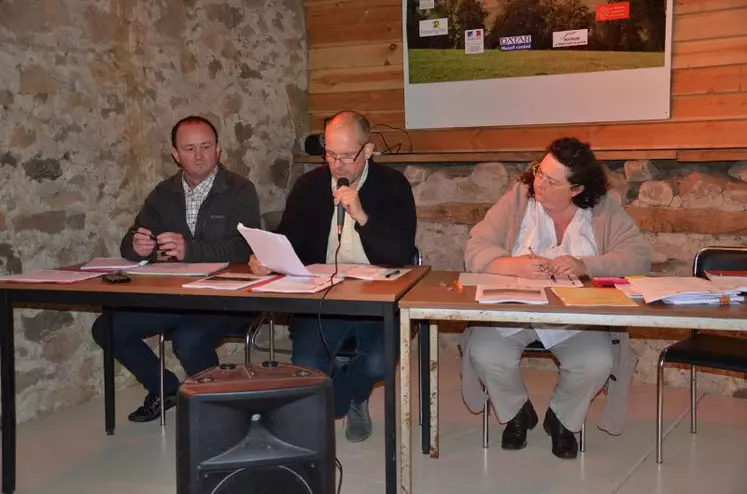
[468,327,613,432]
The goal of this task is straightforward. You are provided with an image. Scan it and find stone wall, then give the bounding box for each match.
[403,159,747,397]
[0,0,307,422]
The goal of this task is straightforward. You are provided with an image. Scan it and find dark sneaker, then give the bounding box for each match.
[128,393,177,423]
[345,399,372,443]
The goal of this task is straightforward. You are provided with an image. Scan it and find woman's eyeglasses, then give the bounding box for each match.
[531,162,575,190]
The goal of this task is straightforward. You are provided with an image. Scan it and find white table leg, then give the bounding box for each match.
[429,322,439,458]
[399,309,412,494]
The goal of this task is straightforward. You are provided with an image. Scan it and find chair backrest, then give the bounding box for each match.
[692,246,747,278]
[261,210,284,232]
[410,246,423,266]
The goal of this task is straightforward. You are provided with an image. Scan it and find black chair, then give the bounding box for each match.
[482,340,586,452]
[656,246,747,463]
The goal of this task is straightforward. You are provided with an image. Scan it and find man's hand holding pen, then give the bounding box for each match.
[132,227,157,257]
[131,227,186,261]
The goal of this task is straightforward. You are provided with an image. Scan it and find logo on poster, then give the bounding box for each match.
[419,18,449,37]
[552,29,588,48]
[466,29,482,40]
[499,34,532,51]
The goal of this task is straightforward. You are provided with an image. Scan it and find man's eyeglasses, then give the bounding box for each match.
[324,143,367,165]
[531,162,575,190]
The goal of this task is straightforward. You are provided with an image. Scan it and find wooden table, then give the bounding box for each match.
[0,264,430,494]
[397,271,747,494]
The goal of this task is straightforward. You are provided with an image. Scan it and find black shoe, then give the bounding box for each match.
[128,393,177,423]
[501,400,538,450]
[542,408,578,459]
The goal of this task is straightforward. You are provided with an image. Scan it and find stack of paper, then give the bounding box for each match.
[628,277,743,305]
[182,273,276,291]
[251,276,343,294]
[705,272,747,292]
[125,262,228,277]
[80,258,145,271]
[238,225,408,281]
[476,286,549,305]
[0,270,104,284]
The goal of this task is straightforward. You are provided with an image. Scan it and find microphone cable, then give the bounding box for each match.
[317,220,344,375]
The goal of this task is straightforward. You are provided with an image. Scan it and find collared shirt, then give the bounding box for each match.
[326,161,371,264]
[182,166,218,235]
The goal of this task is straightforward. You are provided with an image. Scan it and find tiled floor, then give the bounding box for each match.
[11,350,747,493]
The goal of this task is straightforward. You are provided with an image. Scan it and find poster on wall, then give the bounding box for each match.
[403,0,674,130]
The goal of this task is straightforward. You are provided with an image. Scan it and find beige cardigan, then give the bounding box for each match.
[460,183,652,435]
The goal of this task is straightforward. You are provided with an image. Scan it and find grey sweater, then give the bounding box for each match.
[460,183,652,435]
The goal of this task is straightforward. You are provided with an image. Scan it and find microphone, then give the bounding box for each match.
[336,177,350,237]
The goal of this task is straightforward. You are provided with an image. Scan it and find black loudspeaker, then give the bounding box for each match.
[176,363,335,494]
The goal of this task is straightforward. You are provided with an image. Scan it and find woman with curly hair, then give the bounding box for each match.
[460,137,651,459]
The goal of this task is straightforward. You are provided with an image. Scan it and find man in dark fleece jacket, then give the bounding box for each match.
[92,115,260,423]
[249,110,416,443]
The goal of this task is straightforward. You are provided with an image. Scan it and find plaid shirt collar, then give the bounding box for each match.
[182,165,218,198]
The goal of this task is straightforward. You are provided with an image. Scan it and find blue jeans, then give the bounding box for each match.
[290,315,385,418]
[92,310,248,396]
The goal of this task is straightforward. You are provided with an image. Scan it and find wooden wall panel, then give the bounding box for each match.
[305,0,747,157]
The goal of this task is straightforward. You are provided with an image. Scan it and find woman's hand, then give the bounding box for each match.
[548,255,588,277]
[485,255,550,279]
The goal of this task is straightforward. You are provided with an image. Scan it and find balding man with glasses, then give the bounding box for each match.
[249,110,416,442]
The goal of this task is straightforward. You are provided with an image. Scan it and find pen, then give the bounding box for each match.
[384,269,401,279]
[129,228,157,240]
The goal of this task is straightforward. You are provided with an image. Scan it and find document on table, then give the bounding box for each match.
[459,272,583,288]
[306,264,410,281]
[80,257,146,271]
[182,273,276,291]
[124,262,228,276]
[475,286,549,305]
[251,275,343,293]
[0,270,105,284]
[237,224,313,277]
[552,287,639,307]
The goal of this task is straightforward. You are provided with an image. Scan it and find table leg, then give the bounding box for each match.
[103,311,115,435]
[419,320,430,455]
[1,292,16,493]
[429,323,439,458]
[384,306,397,494]
[399,309,412,494]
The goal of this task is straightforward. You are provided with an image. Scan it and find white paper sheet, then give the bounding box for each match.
[306,264,409,281]
[237,224,312,277]
[251,275,342,293]
[124,262,228,276]
[458,272,582,288]
[182,274,275,291]
[80,258,146,271]
[0,270,104,284]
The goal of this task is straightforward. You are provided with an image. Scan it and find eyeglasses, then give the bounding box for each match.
[531,162,575,190]
[324,143,366,165]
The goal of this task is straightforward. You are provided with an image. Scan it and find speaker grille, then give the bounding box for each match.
[202,462,318,494]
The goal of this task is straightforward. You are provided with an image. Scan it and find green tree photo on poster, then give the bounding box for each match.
[406,0,667,84]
